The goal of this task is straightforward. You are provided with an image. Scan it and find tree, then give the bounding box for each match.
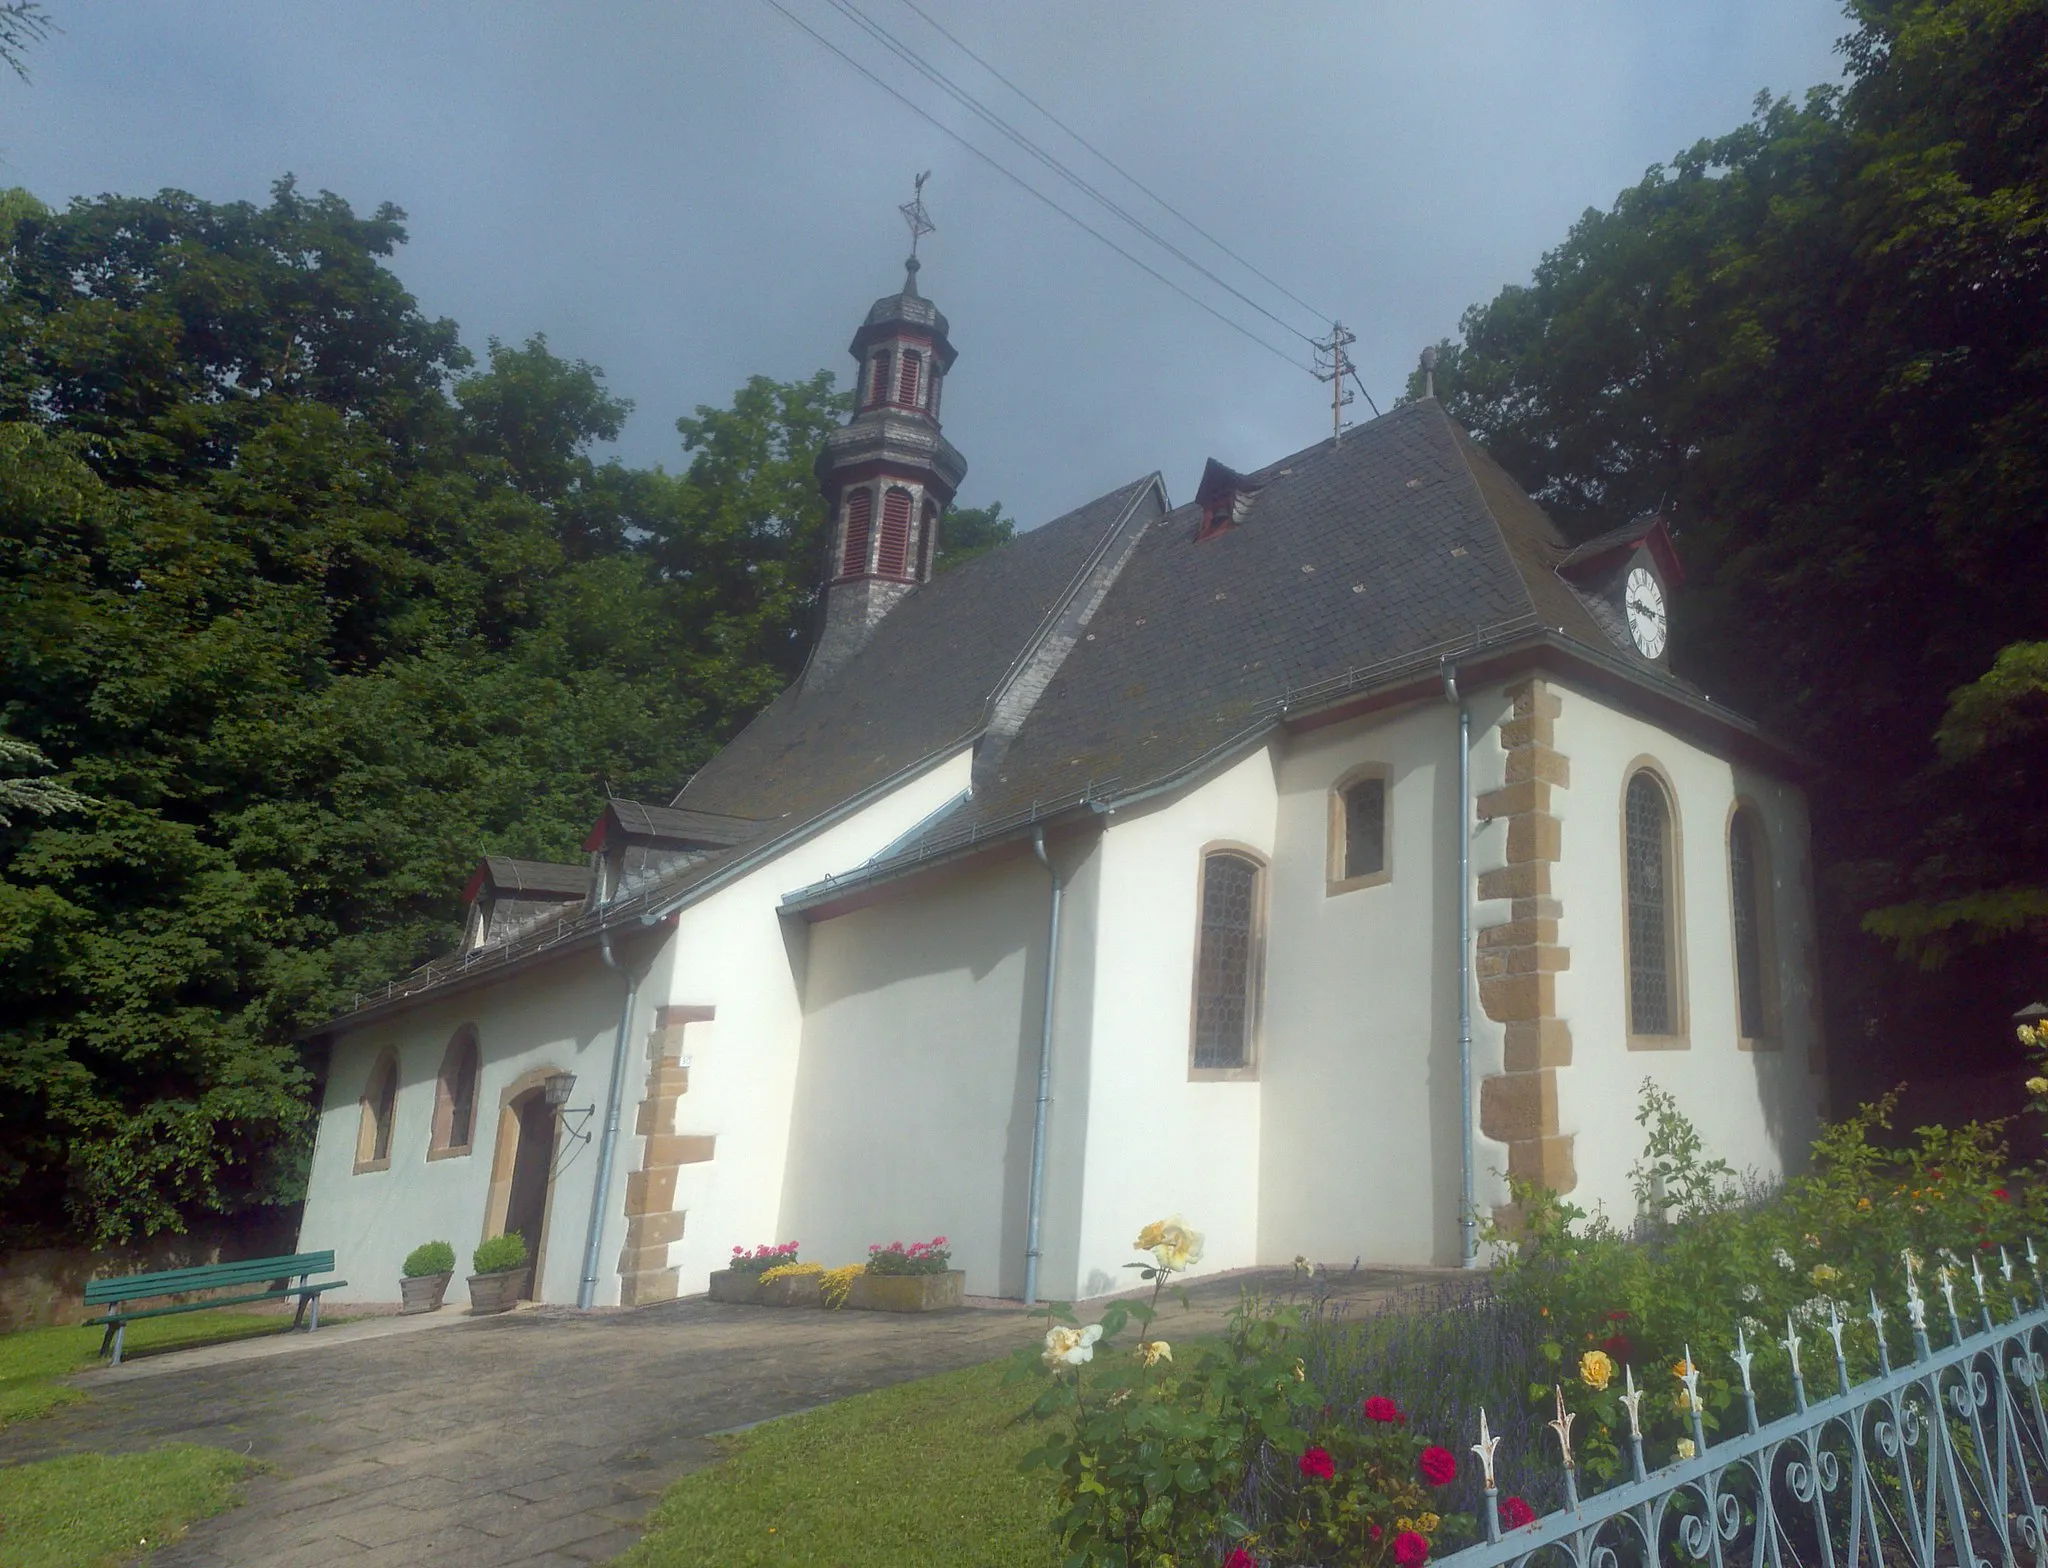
[0,2,51,81]
[1410,0,2048,1089]
[0,181,850,1242]
[935,500,1014,572]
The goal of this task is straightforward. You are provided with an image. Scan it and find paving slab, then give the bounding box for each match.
[0,1264,1459,1566]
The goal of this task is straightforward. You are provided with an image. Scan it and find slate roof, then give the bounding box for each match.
[673,475,1163,826]
[469,858,588,901]
[586,800,762,851]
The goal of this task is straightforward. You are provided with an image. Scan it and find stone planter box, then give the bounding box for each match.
[466,1268,529,1316]
[707,1269,823,1307]
[399,1271,452,1315]
[846,1269,965,1313]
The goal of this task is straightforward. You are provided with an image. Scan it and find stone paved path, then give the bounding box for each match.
[0,1265,1459,1567]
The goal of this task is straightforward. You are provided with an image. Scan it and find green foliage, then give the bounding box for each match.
[0,2,53,82]
[471,1231,528,1276]
[0,178,904,1245]
[935,499,1015,572]
[1628,1079,1739,1225]
[1011,1235,1470,1566]
[1409,0,2048,1055]
[1490,1083,2043,1485]
[0,1444,258,1568]
[0,730,90,827]
[401,1240,455,1278]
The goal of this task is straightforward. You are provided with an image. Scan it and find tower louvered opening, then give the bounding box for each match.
[896,348,922,406]
[840,487,873,577]
[877,487,913,576]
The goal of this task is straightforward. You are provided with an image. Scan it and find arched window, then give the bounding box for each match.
[431,1026,481,1157]
[840,487,873,577]
[355,1049,399,1173]
[1728,806,1774,1043]
[1327,765,1390,891]
[869,350,892,407]
[1191,849,1264,1075]
[877,487,913,576]
[1624,770,1682,1039]
[896,348,922,406]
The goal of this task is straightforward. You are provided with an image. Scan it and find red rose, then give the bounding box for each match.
[1500,1496,1537,1530]
[1601,1332,1635,1364]
[1362,1395,1405,1424]
[1604,1309,1630,1321]
[1298,1446,1335,1481]
[1394,1529,1430,1566]
[1419,1446,1457,1486]
[1370,1524,1384,1541]
[1995,1189,2011,1202]
[1224,1552,1257,1568]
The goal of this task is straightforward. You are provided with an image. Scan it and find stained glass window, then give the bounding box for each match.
[1626,772,1673,1035]
[1193,852,1261,1069]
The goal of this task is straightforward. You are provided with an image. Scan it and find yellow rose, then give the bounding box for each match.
[1677,1438,1696,1460]
[1137,1215,1206,1274]
[1579,1349,1615,1391]
[1418,1513,1441,1533]
[1137,1339,1172,1367]
[1810,1263,1841,1285]
[2027,1076,2048,1096]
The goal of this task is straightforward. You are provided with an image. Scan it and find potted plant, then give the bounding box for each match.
[708,1242,800,1304]
[467,1232,530,1315]
[399,1240,456,1314]
[847,1237,963,1313]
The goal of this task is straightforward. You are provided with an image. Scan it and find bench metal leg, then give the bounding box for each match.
[291,1293,309,1332]
[308,1292,321,1333]
[98,1320,117,1362]
[110,1322,125,1367]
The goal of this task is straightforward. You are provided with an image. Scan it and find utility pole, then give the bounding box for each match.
[1312,321,1357,445]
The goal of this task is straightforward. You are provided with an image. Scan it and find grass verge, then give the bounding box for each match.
[0,1314,297,1429]
[616,1357,1059,1567]
[0,1444,258,1567]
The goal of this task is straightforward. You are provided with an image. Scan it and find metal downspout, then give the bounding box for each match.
[1443,661,1477,1268]
[1024,827,1064,1306]
[583,926,640,1309]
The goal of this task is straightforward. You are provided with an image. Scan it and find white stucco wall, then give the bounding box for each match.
[1260,698,1479,1268]
[640,749,976,1297]
[779,848,1057,1296]
[298,939,674,1306]
[1537,677,1823,1225]
[1067,748,1278,1298]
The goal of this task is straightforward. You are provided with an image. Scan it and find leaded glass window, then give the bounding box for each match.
[1626,772,1673,1035]
[1193,851,1261,1070]
[1341,776,1386,881]
[1730,808,1767,1039]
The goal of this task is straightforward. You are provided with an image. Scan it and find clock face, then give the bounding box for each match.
[1624,566,1667,659]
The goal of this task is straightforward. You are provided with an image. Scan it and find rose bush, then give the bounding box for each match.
[864,1236,951,1276]
[726,1241,799,1278]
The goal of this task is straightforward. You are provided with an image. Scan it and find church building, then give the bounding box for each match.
[297,254,1824,1308]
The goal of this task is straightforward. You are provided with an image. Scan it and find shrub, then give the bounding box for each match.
[820,1263,865,1308]
[727,1241,799,1277]
[401,1241,456,1279]
[471,1232,528,1276]
[758,1262,823,1284]
[865,1237,950,1276]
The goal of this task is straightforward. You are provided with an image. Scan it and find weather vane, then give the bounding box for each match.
[899,170,935,259]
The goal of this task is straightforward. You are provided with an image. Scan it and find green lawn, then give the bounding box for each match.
[616,1357,1061,1567]
[0,1445,257,1568]
[0,1313,297,1429]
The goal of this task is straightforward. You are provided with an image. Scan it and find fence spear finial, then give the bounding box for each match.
[1471,1407,1500,1489]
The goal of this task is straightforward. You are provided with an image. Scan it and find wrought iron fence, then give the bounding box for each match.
[1436,1246,2048,1568]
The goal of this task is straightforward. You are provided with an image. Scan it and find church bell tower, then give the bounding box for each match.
[805,179,967,687]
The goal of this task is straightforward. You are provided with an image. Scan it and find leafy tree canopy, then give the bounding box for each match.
[0,178,927,1243]
[1411,0,2048,1083]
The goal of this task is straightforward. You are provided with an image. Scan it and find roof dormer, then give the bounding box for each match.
[581,801,762,904]
[461,857,588,951]
[1556,513,1686,665]
[1194,458,1263,541]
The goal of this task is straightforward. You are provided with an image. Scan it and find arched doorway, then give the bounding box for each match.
[484,1068,566,1302]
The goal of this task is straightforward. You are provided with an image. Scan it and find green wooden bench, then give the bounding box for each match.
[83,1250,347,1366]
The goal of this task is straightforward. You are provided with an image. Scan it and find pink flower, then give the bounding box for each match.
[1419,1446,1457,1486]
[1298,1446,1335,1482]
[1500,1496,1537,1530]
[1394,1530,1430,1567]
[1362,1395,1405,1424]
[1224,1551,1258,1568]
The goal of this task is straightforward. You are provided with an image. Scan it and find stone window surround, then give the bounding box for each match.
[1726,797,1782,1052]
[428,1024,481,1160]
[479,1064,570,1295]
[353,1047,399,1175]
[1325,762,1393,895]
[1187,840,1267,1083]
[1620,757,1690,1051]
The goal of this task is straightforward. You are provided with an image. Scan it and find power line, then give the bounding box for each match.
[822,0,1322,348]
[893,0,1333,328]
[756,0,1315,372]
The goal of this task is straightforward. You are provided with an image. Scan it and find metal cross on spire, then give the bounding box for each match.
[900,170,935,258]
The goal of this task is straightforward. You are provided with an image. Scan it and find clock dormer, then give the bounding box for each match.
[1555,514,1685,665]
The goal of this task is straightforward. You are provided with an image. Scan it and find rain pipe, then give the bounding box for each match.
[582,924,640,1309]
[1023,827,1064,1306]
[1442,659,1478,1268]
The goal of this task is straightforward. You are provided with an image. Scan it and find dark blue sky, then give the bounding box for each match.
[4,1,1847,528]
